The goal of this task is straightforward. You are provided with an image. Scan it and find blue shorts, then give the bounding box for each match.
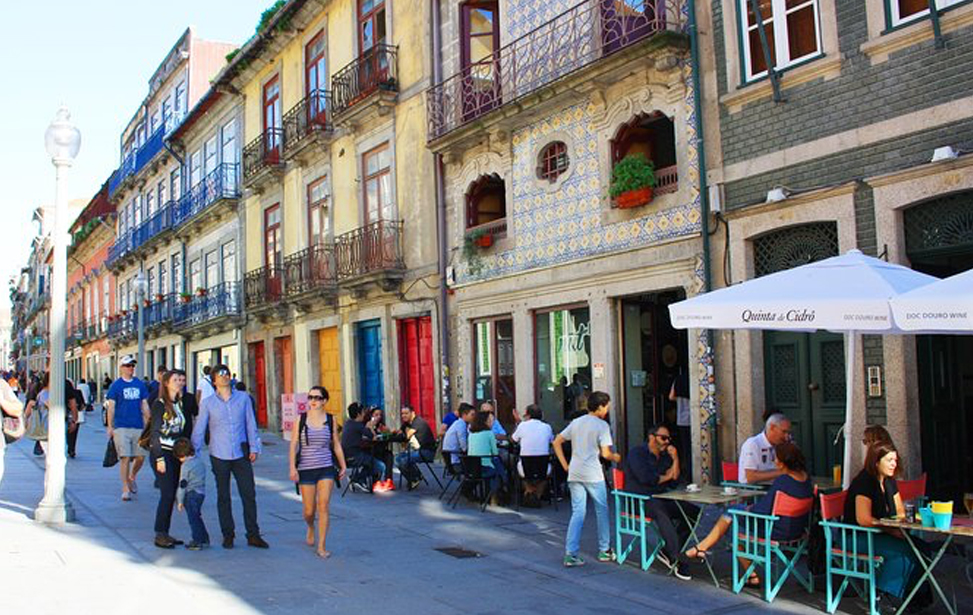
[297,466,336,485]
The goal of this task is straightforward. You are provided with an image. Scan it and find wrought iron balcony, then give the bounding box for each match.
[107,312,136,341]
[244,265,286,311]
[243,129,285,186]
[283,244,337,300]
[332,44,399,115]
[283,91,333,160]
[132,202,174,251]
[108,124,167,199]
[426,0,685,141]
[173,163,240,227]
[145,294,176,330]
[107,232,133,268]
[335,220,405,286]
[173,282,241,330]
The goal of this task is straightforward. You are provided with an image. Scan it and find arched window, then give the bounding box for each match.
[753,222,838,278]
[466,173,506,230]
[611,112,678,194]
[537,141,569,183]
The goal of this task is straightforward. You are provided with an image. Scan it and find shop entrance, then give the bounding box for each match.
[618,290,688,463]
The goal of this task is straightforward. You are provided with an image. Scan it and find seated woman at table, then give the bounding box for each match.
[467,410,508,492]
[368,407,389,434]
[844,441,931,609]
[685,442,813,584]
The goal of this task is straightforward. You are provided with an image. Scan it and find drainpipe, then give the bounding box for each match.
[688,0,719,482]
[431,0,452,416]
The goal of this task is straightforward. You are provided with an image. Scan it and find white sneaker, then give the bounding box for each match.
[655,551,673,570]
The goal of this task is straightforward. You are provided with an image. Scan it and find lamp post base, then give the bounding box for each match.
[34,499,76,524]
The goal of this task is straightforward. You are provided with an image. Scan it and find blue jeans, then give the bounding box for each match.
[566,481,610,556]
[395,449,435,482]
[184,490,210,545]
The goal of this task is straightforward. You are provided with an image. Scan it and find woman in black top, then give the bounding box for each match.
[844,441,930,606]
[149,369,193,548]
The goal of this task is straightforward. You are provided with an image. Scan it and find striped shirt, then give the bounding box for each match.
[297,421,334,470]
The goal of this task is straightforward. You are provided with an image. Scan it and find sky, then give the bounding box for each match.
[0,0,272,310]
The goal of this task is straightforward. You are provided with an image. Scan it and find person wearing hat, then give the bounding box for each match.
[106,355,151,501]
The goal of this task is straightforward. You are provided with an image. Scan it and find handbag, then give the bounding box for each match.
[25,402,49,441]
[3,414,24,444]
[137,424,152,450]
[103,437,119,467]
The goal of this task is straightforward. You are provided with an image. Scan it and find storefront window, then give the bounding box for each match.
[473,318,516,431]
[535,306,591,430]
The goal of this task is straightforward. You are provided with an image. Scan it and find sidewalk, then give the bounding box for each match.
[0,418,962,615]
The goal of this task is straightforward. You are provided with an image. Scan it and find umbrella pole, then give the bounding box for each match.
[842,331,857,490]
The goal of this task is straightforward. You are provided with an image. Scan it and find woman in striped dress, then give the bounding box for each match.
[289,385,347,558]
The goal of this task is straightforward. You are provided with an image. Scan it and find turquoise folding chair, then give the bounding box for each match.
[729,491,815,603]
[820,490,884,615]
[611,469,665,571]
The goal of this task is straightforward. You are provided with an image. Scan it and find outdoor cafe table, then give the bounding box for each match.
[875,516,973,615]
[653,485,762,587]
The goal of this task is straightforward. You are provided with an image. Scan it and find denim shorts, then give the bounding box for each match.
[297,466,337,484]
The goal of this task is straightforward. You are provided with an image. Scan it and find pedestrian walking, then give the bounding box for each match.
[192,363,268,549]
[553,391,620,567]
[106,356,150,501]
[174,437,210,550]
[0,377,25,485]
[66,379,84,458]
[149,369,193,548]
[288,385,347,558]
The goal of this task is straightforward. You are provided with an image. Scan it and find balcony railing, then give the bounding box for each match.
[284,244,337,297]
[466,217,508,240]
[145,294,176,329]
[133,202,174,249]
[107,313,136,341]
[654,164,678,195]
[427,0,685,140]
[283,91,332,156]
[174,163,240,226]
[332,44,399,114]
[174,282,241,329]
[108,124,167,199]
[243,129,285,183]
[107,232,133,268]
[335,220,405,279]
[244,265,285,309]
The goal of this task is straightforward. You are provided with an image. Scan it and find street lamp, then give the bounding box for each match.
[36,106,80,524]
[134,270,147,371]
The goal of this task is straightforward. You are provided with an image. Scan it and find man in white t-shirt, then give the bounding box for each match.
[554,391,621,568]
[738,413,792,484]
[511,404,554,506]
[195,365,216,406]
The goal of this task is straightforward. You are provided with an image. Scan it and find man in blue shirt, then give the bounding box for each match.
[106,356,150,501]
[624,424,696,580]
[192,364,268,549]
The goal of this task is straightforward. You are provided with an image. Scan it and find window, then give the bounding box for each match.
[147,266,156,297]
[162,97,172,125]
[535,306,591,429]
[92,282,99,324]
[362,143,393,223]
[146,189,155,218]
[159,259,168,295]
[473,318,517,431]
[205,250,219,289]
[174,81,187,116]
[465,173,506,229]
[222,241,237,284]
[263,76,282,151]
[359,0,386,54]
[170,168,181,201]
[221,119,238,166]
[611,112,678,194]
[132,197,141,228]
[157,180,167,206]
[102,277,110,318]
[204,136,218,177]
[537,141,569,183]
[265,205,282,268]
[891,0,962,26]
[171,254,182,295]
[307,177,330,246]
[740,0,821,81]
[189,150,202,189]
[306,32,328,122]
[462,2,500,79]
[189,259,202,293]
[150,110,160,135]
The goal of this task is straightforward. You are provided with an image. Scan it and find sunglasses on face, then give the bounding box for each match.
[653,434,671,442]
[214,370,230,378]
[307,394,325,401]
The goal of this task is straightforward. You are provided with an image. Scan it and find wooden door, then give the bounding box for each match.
[357,320,384,409]
[398,317,436,428]
[918,335,967,501]
[317,327,344,427]
[274,335,294,398]
[248,341,268,427]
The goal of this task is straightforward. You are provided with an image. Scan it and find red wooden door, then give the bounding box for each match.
[249,341,268,427]
[418,317,435,424]
[398,317,435,427]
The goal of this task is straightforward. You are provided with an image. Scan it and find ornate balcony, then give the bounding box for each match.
[332,44,398,124]
[107,312,136,342]
[144,294,177,333]
[173,163,240,232]
[654,164,679,195]
[244,265,287,318]
[426,0,687,143]
[243,129,285,191]
[173,282,242,337]
[283,244,338,310]
[335,220,405,293]
[108,124,167,200]
[283,91,333,163]
[107,232,134,270]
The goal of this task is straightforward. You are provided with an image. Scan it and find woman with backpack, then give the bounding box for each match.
[288,385,347,559]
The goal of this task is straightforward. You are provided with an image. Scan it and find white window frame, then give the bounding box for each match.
[740,0,823,82]
[222,240,237,284]
[889,0,962,27]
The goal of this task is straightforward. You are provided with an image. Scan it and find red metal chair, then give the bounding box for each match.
[897,473,927,506]
[722,460,739,483]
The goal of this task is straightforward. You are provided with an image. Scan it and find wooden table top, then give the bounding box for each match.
[654,485,763,505]
[876,516,973,537]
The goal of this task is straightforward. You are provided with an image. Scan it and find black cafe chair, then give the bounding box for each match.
[453,455,495,512]
[516,454,557,511]
[440,450,463,501]
[341,457,375,497]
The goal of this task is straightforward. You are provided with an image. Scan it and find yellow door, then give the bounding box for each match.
[318,327,344,427]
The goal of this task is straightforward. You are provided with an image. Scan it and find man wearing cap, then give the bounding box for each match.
[192,363,268,549]
[106,355,151,501]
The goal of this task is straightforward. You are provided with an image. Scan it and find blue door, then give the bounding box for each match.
[357,319,384,409]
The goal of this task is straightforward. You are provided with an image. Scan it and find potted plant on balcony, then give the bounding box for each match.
[462,228,494,276]
[143,298,151,308]
[196,286,208,297]
[180,292,193,303]
[155,293,165,302]
[609,153,656,209]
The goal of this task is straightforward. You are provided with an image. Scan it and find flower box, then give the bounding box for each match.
[195,288,208,297]
[616,187,653,209]
[476,233,494,248]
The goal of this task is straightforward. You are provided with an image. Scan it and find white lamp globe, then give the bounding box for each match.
[44,107,81,162]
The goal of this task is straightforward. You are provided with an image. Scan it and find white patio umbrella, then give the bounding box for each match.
[891,267,973,332]
[669,250,939,488]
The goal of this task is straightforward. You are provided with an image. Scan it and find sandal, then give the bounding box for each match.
[684,546,709,561]
[747,574,761,587]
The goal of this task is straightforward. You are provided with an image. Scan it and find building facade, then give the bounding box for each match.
[698,0,973,499]
[226,0,440,430]
[428,0,712,475]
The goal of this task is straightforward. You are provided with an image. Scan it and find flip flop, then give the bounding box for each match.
[684,547,709,561]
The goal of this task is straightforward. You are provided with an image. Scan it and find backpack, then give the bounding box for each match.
[295,412,339,489]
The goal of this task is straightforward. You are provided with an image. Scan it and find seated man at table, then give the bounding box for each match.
[479,401,508,442]
[341,402,388,491]
[738,413,791,485]
[623,424,695,581]
[441,404,461,437]
[511,404,554,507]
[443,402,476,465]
[394,405,437,490]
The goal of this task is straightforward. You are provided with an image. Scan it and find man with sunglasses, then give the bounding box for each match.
[192,364,268,549]
[624,424,695,580]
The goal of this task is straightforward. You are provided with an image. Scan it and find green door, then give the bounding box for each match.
[765,331,846,477]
